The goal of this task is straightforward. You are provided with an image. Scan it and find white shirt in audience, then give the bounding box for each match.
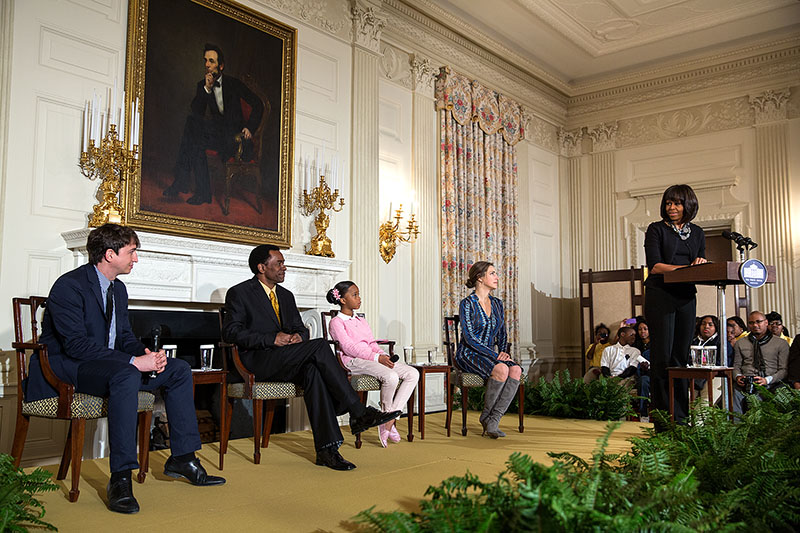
[600,343,643,376]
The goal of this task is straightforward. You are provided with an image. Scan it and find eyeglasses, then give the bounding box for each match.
[747,319,767,325]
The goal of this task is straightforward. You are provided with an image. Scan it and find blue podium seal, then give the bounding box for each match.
[739,259,767,288]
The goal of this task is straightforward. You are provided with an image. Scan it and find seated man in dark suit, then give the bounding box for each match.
[25,224,224,514]
[732,311,790,413]
[222,244,399,471]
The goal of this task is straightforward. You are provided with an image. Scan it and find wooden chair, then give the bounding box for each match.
[320,310,413,449]
[10,296,155,502]
[217,307,302,465]
[443,315,525,436]
[206,74,271,216]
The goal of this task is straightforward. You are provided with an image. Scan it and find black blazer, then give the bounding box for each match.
[221,277,309,355]
[644,220,706,295]
[190,74,264,161]
[25,264,146,401]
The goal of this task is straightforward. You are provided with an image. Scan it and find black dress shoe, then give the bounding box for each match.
[186,194,212,205]
[349,406,402,435]
[162,183,189,198]
[163,456,226,486]
[106,476,139,514]
[315,448,356,471]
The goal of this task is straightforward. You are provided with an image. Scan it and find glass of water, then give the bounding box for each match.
[403,346,413,364]
[163,344,177,359]
[199,344,214,371]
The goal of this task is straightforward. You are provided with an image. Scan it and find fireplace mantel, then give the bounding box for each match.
[62,229,351,311]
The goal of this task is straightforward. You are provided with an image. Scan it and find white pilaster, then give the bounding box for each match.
[558,128,584,296]
[750,89,795,326]
[589,122,618,271]
[410,55,439,359]
[350,1,384,321]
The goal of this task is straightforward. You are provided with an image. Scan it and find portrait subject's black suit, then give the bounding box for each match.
[170,75,264,201]
[222,277,362,451]
[25,263,201,473]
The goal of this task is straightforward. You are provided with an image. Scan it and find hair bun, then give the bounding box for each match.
[465,279,475,289]
[325,289,338,305]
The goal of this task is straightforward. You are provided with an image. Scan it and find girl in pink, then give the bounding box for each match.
[327,281,419,447]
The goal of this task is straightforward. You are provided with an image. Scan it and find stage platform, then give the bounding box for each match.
[26,412,649,532]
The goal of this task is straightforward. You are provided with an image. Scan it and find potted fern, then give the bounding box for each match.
[0,453,58,532]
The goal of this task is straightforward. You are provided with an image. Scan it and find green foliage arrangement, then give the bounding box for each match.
[454,370,636,421]
[358,387,800,532]
[0,453,58,532]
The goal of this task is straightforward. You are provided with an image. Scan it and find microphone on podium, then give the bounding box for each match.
[722,230,757,250]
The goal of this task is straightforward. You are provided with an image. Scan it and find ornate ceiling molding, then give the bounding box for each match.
[749,88,791,124]
[351,1,386,53]
[250,0,351,40]
[382,0,568,124]
[410,54,437,93]
[588,122,618,153]
[557,128,583,158]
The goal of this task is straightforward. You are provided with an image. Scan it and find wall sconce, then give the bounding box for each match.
[379,203,420,263]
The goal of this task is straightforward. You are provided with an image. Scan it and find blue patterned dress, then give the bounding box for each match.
[455,293,518,378]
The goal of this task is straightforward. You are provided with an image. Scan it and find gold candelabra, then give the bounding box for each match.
[300,175,345,257]
[79,124,138,226]
[379,204,420,263]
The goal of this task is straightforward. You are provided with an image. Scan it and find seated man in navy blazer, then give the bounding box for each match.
[25,224,224,514]
[222,244,399,471]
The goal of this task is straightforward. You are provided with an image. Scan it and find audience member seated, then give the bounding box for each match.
[583,323,611,383]
[585,327,648,389]
[633,317,650,357]
[726,316,748,347]
[787,333,800,390]
[221,244,400,471]
[326,281,419,448]
[690,314,731,394]
[633,318,651,416]
[766,311,793,346]
[732,311,789,413]
[26,224,224,514]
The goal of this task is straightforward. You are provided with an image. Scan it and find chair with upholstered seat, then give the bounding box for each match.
[320,310,413,449]
[443,315,525,436]
[10,296,155,502]
[217,307,302,466]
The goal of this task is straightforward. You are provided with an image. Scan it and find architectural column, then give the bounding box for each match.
[588,122,618,271]
[749,89,795,327]
[558,127,584,297]
[409,55,439,359]
[349,1,384,321]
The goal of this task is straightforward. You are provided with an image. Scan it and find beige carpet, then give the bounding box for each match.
[29,412,649,532]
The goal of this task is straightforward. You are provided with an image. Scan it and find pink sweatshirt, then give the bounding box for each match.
[328,314,386,365]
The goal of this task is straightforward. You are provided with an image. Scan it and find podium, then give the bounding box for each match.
[664,261,776,416]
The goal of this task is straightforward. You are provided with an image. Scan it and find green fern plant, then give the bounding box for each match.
[358,388,800,532]
[0,453,58,532]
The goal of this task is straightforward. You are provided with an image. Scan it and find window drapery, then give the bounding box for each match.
[436,67,523,357]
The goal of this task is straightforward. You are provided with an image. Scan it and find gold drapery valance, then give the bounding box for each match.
[435,66,525,146]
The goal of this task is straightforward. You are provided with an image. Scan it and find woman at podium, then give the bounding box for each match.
[644,184,707,426]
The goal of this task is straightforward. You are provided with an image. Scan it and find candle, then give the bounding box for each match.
[305,157,310,190]
[389,201,393,220]
[112,78,117,127]
[82,101,88,152]
[92,90,99,142]
[330,154,337,189]
[129,101,134,150]
[119,91,125,145]
[320,144,326,177]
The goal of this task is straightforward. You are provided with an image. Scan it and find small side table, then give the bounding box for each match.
[409,364,451,440]
[191,369,227,470]
[666,366,733,421]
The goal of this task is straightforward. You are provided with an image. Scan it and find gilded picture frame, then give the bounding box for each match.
[123,0,296,246]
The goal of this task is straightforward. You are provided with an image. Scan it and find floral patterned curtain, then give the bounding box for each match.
[436,67,523,358]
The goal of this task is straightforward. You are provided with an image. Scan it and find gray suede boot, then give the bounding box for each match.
[479,378,505,436]
[485,378,520,438]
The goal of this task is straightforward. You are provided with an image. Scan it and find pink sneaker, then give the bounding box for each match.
[388,424,402,443]
[378,423,389,448]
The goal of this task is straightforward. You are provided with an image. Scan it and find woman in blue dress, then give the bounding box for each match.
[455,261,522,438]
